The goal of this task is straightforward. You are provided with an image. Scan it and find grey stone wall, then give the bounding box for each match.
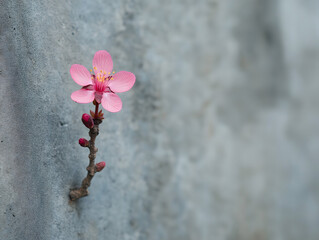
[0,0,318,239]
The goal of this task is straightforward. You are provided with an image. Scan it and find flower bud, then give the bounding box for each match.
[82,113,94,128]
[79,138,89,147]
[95,161,106,172]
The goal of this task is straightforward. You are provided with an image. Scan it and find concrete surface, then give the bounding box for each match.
[0,0,319,239]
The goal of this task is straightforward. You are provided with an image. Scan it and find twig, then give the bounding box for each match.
[69,119,102,201]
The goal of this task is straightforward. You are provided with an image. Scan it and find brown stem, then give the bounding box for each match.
[69,119,102,201]
[94,103,99,118]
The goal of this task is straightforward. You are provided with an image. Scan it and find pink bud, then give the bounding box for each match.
[79,138,89,147]
[82,113,94,128]
[95,161,106,172]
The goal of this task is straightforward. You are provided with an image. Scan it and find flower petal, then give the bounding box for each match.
[71,89,95,103]
[108,71,136,93]
[101,93,122,112]
[70,64,92,86]
[92,50,113,76]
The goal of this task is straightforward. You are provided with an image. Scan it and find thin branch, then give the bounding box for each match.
[69,119,102,201]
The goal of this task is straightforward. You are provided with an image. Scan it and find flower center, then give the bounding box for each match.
[90,68,115,93]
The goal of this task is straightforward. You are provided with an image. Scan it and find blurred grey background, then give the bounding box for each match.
[1,0,319,239]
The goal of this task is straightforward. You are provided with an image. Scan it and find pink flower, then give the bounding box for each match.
[70,50,135,112]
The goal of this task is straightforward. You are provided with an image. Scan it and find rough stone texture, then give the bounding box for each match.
[0,0,319,239]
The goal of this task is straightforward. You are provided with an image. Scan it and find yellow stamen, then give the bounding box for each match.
[112,71,115,74]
